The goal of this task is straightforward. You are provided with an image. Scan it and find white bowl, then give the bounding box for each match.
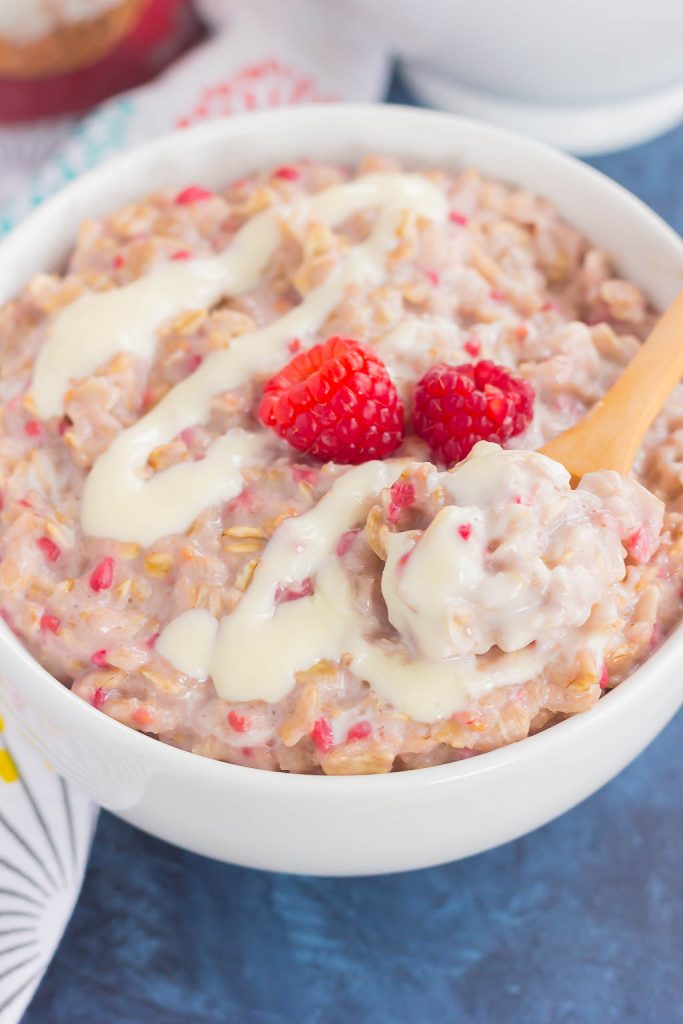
[1,105,682,875]
[350,0,683,154]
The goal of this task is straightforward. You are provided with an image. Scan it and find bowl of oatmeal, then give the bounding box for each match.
[0,105,681,875]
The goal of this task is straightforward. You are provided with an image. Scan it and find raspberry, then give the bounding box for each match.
[175,185,213,205]
[336,530,359,557]
[274,165,300,181]
[227,711,250,733]
[311,718,334,753]
[25,419,42,438]
[90,556,115,592]
[387,480,415,524]
[258,336,403,463]
[624,528,652,564]
[37,536,61,562]
[449,210,469,225]
[92,687,106,710]
[275,578,313,604]
[413,360,534,466]
[347,720,372,742]
[40,613,60,634]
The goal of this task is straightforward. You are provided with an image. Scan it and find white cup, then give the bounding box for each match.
[351,0,683,153]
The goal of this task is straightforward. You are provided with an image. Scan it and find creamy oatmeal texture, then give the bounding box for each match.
[0,157,681,774]
[380,446,664,662]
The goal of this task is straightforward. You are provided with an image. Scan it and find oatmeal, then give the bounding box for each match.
[378,445,664,661]
[0,157,681,774]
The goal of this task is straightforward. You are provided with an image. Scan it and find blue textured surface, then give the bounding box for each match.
[23,77,683,1024]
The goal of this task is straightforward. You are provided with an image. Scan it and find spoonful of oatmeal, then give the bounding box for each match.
[540,288,683,480]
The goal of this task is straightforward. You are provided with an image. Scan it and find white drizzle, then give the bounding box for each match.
[32,175,445,420]
[156,608,218,682]
[81,430,269,547]
[31,174,447,546]
[211,461,399,701]
[30,171,552,721]
[31,212,281,420]
[382,503,486,660]
[158,460,543,722]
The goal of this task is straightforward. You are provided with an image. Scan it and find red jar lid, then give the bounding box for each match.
[0,0,203,123]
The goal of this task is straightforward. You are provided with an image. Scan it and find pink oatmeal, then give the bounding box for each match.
[0,155,681,775]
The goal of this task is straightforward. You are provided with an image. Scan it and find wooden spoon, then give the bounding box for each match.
[539,288,683,481]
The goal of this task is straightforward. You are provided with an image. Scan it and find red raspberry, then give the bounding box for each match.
[274,165,300,181]
[413,360,534,466]
[92,687,106,710]
[274,578,313,604]
[258,336,403,463]
[175,185,213,205]
[311,718,334,753]
[387,480,415,524]
[90,556,115,592]
[36,536,61,562]
[25,419,43,438]
[347,720,372,742]
[227,711,251,733]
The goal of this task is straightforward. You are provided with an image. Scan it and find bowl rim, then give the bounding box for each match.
[1,101,682,792]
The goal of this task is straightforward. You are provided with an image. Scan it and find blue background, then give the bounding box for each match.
[24,73,683,1024]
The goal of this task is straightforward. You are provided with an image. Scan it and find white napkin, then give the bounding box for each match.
[0,4,388,1020]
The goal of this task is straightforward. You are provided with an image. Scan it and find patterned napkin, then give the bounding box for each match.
[0,708,97,1023]
[0,3,387,1020]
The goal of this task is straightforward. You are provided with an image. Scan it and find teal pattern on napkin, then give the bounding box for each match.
[0,98,135,236]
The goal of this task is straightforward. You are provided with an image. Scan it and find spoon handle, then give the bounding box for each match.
[540,288,683,480]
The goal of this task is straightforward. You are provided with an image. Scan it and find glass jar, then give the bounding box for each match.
[0,0,203,122]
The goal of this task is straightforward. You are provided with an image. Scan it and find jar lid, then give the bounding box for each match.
[0,0,203,122]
